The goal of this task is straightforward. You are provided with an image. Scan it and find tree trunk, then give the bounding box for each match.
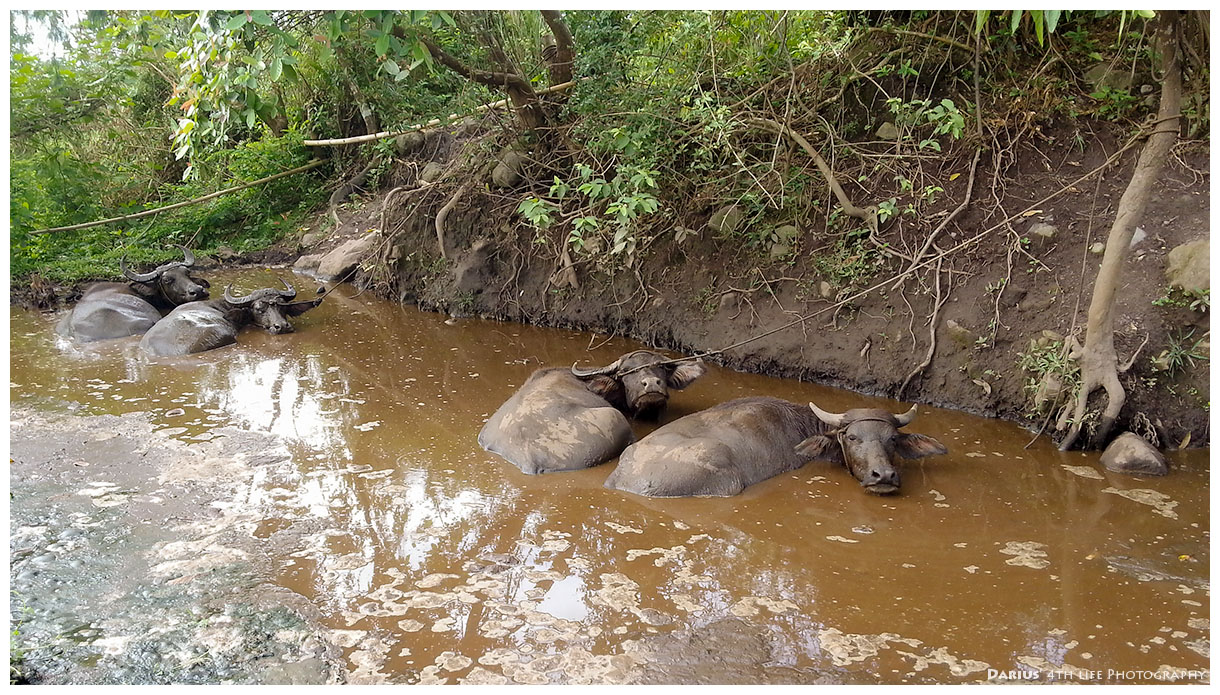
[540,10,575,86]
[1057,12,1182,451]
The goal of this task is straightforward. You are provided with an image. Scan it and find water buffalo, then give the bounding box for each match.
[55,245,210,342]
[479,350,706,475]
[605,397,948,497]
[139,281,322,356]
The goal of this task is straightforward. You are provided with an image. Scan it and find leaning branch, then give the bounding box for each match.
[28,160,327,236]
[742,118,877,230]
[302,81,579,147]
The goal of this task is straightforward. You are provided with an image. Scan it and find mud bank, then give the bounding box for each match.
[306,128,1209,449]
[9,408,343,684]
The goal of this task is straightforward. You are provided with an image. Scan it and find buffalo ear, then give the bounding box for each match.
[795,434,843,464]
[667,361,706,390]
[894,433,948,459]
[196,277,212,288]
[282,300,320,317]
[585,375,623,402]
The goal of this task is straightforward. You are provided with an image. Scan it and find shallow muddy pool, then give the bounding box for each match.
[9,268,1210,684]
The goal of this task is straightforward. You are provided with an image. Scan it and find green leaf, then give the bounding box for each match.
[1044,10,1061,34]
[269,56,283,81]
[439,11,457,28]
[974,10,990,35]
[224,13,247,31]
[250,10,272,26]
[375,32,390,57]
[1009,10,1022,34]
[1031,10,1044,46]
[383,59,400,76]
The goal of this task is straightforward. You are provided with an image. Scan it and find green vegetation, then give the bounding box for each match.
[1017,338,1081,416]
[9,9,1206,299]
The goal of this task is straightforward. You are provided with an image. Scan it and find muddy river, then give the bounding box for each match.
[9,268,1210,684]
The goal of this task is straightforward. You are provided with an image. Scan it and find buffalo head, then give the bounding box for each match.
[571,350,706,419]
[795,401,948,494]
[121,244,210,305]
[222,280,320,334]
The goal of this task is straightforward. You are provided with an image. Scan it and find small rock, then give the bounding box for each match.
[215,245,238,260]
[1140,84,1155,95]
[293,254,324,275]
[768,242,792,260]
[420,161,445,183]
[774,224,800,244]
[818,281,834,299]
[316,232,381,282]
[1128,226,1147,248]
[490,149,527,188]
[1100,432,1168,476]
[1084,63,1133,92]
[945,319,975,347]
[1028,222,1058,241]
[718,292,740,313]
[395,131,426,154]
[1164,239,1209,293]
[301,231,326,247]
[876,121,900,140]
[708,205,744,234]
[1090,242,1106,255]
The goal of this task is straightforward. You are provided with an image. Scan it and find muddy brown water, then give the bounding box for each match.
[10,269,1210,684]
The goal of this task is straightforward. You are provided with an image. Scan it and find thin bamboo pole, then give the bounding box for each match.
[302,80,580,147]
[28,159,328,236]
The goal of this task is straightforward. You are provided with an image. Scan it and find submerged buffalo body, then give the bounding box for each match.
[479,350,706,475]
[56,246,210,342]
[140,281,321,356]
[606,396,948,497]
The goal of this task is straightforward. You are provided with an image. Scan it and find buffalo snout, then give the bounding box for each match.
[862,465,900,494]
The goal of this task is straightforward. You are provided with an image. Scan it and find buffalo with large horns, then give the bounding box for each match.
[56,245,211,342]
[479,350,706,475]
[605,397,948,497]
[139,280,322,356]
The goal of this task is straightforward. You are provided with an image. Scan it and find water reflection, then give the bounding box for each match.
[9,270,1210,684]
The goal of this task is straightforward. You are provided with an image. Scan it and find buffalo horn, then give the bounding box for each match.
[571,357,623,378]
[120,255,160,283]
[276,279,297,301]
[808,401,847,428]
[893,404,918,427]
[172,244,196,266]
[223,284,257,306]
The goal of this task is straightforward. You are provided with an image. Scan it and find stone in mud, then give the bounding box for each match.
[1084,62,1133,92]
[491,149,528,188]
[1164,239,1209,293]
[1028,221,1058,242]
[875,121,899,140]
[1100,432,1168,476]
[293,254,324,274]
[316,232,381,282]
[945,319,975,348]
[420,161,445,183]
[395,131,426,154]
[301,230,326,247]
[453,239,497,295]
[707,205,743,235]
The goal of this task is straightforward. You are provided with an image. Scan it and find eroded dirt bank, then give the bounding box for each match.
[301,127,1210,451]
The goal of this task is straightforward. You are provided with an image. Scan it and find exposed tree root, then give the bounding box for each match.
[1057,13,1182,451]
[435,179,474,260]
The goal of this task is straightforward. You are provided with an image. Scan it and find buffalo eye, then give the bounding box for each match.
[846,434,858,442]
